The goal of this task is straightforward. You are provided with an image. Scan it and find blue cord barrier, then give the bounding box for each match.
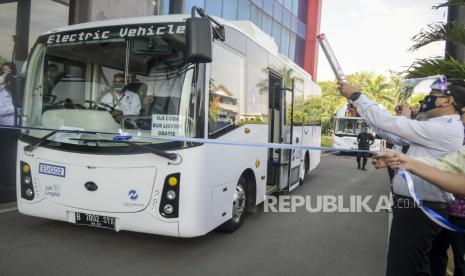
[1,124,463,232]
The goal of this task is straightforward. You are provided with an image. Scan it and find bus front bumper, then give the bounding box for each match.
[18,199,181,237]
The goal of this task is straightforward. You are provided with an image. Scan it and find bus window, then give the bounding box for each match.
[43,59,86,109]
[208,44,245,137]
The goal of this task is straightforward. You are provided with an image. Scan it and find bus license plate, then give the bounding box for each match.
[75,212,115,230]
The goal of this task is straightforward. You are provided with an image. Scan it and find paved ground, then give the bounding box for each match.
[0,155,390,276]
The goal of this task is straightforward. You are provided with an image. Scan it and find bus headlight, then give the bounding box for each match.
[166,190,176,200]
[160,173,180,218]
[20,161,34,200]
[163,204,174,214]
[25,188,34,198]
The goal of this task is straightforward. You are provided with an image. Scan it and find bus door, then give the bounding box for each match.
[267,73,296,193]
[286,79,302,190]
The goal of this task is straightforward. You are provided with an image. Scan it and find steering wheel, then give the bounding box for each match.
[54,99,80,109]
[43,95,57,105]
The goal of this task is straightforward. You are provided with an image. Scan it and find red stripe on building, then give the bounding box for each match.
[304,0,323,81]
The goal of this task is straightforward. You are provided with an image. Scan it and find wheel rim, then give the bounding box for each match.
[232,184,246,223]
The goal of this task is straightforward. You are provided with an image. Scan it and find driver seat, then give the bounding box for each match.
[125,82,148,115]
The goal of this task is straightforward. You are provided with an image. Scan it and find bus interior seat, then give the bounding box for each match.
[50,79,86,106]
[126,82,148,96]
[125,82,148,115]
[149,97,180,115]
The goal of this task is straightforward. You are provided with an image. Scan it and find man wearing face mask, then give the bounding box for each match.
[338,76,465,276]
[99,73,141,117]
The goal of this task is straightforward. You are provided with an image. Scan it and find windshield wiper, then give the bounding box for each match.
[24,130,60,153]
[69,138,178,161]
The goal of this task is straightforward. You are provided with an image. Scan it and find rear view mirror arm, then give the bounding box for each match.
[191,6,225,41]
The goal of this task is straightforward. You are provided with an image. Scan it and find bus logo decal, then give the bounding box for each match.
[129,190,138,201]
[39,163,66,178]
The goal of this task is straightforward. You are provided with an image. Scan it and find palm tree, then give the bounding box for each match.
[406,0,465,79]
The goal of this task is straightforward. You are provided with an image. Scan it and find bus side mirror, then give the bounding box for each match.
[186,17,213,63]
[12,75,25,108]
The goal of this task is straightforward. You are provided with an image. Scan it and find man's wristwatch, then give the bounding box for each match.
[349,92,362,102]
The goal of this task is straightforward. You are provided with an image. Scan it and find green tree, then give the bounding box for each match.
[317,72,401,134]
[406,0,465,79]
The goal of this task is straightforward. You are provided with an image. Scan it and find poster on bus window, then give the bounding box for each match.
[151,114,185,137]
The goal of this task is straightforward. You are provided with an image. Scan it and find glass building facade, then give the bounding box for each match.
[160,0,309,68]
[0,0,321,78]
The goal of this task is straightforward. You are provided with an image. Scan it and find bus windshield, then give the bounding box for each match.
[334,118,366,136]
[21,23,204,149]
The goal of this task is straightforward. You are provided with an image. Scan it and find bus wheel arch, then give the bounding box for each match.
[242,169,257,211]
[305,151,310,173]
[218,169,256,233]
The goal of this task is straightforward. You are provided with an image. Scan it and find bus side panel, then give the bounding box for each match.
[302,78,322,173]
[204,125,268,231]
[245,37,270,205]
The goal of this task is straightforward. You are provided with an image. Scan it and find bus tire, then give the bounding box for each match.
[305,151,310,174]
[219,176,248,233]
[300,152,310,185]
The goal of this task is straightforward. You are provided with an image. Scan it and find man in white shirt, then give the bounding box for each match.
[99,73,141,117]
[0,74,15,126]
[339,77,465,276]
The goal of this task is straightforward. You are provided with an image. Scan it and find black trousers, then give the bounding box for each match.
[387,200,449,276]
[430,217,465,276]
[356,152,369,169]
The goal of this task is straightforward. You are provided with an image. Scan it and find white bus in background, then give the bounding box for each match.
[333,104,385,152]
[15,11,321,237]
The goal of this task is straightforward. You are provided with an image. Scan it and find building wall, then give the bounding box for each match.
[163,0,309,69]
[0,0,68,63]
[82,0,321,78]
[89,0,157,21]
[0,0,320,78]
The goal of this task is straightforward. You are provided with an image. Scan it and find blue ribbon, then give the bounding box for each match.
[2,124,464,231]
[398,169,465,232]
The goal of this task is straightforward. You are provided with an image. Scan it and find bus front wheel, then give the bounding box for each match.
[219,177,248,233]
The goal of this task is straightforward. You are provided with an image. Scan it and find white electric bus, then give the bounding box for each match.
[333,104,384,152]
[15,11,321,237]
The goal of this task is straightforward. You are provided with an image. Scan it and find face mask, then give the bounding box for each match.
[420,94,439,113]
[113,84,124,93]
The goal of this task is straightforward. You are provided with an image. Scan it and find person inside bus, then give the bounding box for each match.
[99,73,141,117]
[344,121,354,134]
[47,63,61,92]
[338,76,465,276]
[356,125,374,171]
[0,74,15,126]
